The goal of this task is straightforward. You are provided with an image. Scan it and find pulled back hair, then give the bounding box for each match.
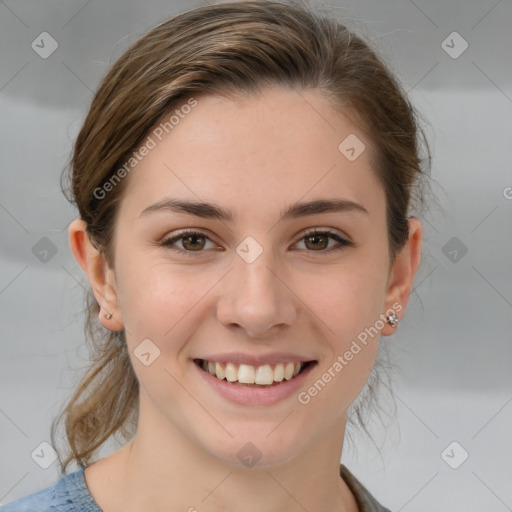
[53,0,431,473]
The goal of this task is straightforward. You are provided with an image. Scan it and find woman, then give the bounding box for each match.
[2,1,429,510]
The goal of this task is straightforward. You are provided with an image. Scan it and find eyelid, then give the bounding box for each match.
[159,229,220,253]
[296,226,351,243]
[292,227,354,252]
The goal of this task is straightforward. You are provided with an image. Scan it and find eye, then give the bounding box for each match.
[160,230,217,254]
[293,228,353,253]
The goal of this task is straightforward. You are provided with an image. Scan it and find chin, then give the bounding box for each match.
[202,428,307,471]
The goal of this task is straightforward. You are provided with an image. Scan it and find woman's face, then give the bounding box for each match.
[95,86,417,467]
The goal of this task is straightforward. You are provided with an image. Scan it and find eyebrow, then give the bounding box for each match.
[139,197,369,221]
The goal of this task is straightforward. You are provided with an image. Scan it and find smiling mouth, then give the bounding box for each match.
[194,359,315,387]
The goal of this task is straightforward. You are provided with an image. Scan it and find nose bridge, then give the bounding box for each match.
[216,238,297,336]
[238,245,280,299]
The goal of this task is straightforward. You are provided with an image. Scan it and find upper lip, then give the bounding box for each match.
[194,352,316,366]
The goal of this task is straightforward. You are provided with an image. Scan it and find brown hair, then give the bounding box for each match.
[53,0,431,473]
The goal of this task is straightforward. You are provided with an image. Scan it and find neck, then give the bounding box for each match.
[87,398,359,512]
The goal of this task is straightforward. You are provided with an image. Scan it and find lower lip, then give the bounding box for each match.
[193,361,316,406]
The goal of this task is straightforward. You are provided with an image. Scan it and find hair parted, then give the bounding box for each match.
[53,0,431,473]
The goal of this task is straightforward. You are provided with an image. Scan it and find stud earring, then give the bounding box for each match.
[386,312,399,327]
[104,312,113,320]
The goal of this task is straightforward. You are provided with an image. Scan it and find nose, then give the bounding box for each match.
[215,247,298,339]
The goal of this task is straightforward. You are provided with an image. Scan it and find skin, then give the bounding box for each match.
[69,86,422,512]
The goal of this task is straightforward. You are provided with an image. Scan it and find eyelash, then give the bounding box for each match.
[159,228,353,256]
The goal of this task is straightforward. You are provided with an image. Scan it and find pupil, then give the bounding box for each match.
[185,235,204,250]
[308,234,326,250]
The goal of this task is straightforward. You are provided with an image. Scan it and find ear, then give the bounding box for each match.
[68,218,124,331]
[381,217,422,336]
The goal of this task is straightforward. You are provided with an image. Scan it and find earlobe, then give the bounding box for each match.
[68,218,124,331]
[381,217,422,336]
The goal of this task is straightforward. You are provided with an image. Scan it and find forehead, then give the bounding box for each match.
[118,86,385,222]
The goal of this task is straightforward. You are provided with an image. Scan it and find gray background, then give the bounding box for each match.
[1,0,511,510]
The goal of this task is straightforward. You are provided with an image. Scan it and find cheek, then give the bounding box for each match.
[305,257,388,340]
[302,259,387,401]
[115,258,217,345]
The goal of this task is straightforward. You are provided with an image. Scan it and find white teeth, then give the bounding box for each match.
[274,363,284,382]
[215,362,225,380]
[225,363,238,382]
[255,364,274,385]
[284,362,295,380]
[200,360,306,385]
[238,364,256,384]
